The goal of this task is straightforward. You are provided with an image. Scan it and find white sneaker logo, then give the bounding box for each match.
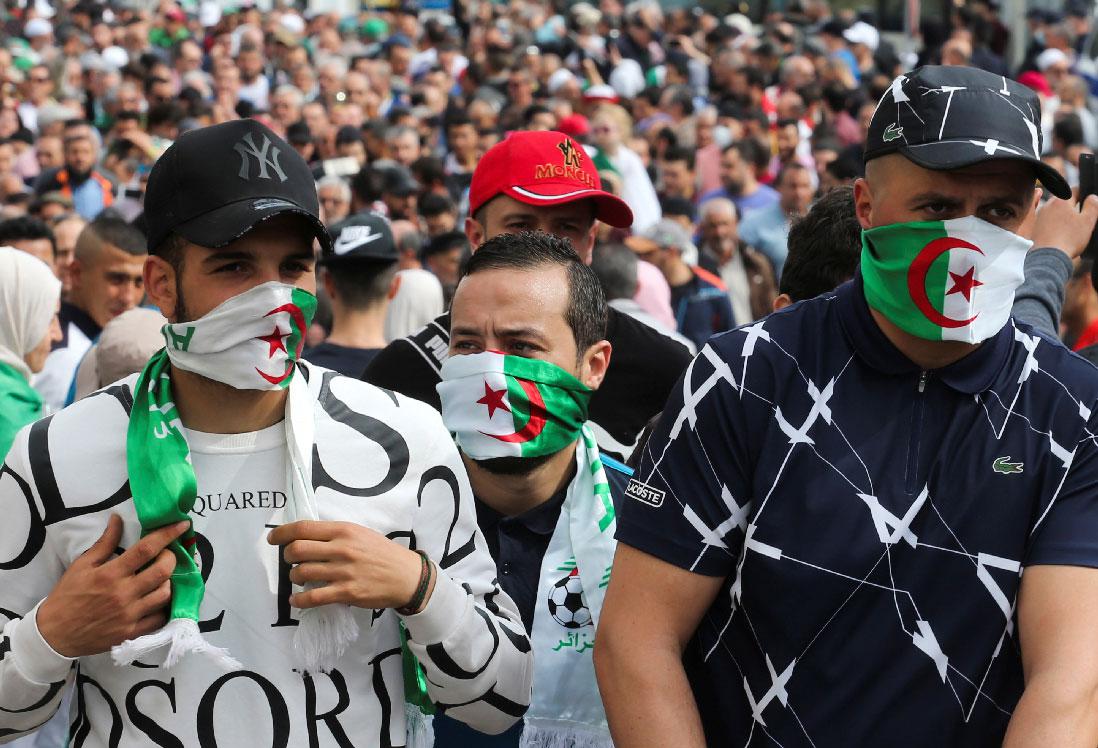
[334,225,384,255]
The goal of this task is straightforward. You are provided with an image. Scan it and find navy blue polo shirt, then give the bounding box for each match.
[618,274,1098,747]
[434,454,632,747]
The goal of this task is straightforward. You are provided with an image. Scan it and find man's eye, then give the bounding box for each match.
[283,262,311,273]
[216,263,246,273]
[920,203,950,215]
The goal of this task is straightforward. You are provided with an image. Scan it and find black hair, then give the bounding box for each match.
[0,215,56,258]
[1053,113,1085,148]
[418,191,455,217]
[660,195,696,221]
[444,110,475,131]
[780,186,861,302]
[523,104,552,125]
[590,242,638,301]
[85,213,147,257]
[422,230,468,259]
[327,259,399,309]
[350,166,385,204]
[461,231,607,352]
[662,145,695,169]
[725,138,770,171]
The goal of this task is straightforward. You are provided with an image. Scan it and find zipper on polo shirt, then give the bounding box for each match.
[906,371,929,494]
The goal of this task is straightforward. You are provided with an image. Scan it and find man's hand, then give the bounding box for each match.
[1029,192,1098,259]
[37,515,187,658]
[267,521,431,612]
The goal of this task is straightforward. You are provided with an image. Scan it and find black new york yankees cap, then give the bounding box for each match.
[144,119,332,254]
[865,65,1071,200]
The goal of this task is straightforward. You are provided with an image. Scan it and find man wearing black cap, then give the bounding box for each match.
[380,164,420,221]
[305,214,399,376]
[0,120,533,745]
[599,66,1098,747]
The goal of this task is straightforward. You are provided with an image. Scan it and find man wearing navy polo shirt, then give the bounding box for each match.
[596,66,1098,747]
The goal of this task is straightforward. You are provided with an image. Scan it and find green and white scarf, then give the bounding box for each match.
[112,283,359,673]
[521,425,617,748]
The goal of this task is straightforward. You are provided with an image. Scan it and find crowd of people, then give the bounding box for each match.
[2,0,1098,746]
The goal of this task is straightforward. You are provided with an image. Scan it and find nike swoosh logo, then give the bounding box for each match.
[334,231,383,254]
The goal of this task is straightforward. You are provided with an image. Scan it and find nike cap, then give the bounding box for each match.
[144,119,332,254]
[468,130,634,228]
[864,65,1070,200]
[321,212,397,264]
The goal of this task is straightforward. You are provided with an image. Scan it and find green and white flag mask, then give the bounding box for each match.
[436,351,593,460]
[162,281,316,390]
[113,284,360,673]
[861,216,1032,344]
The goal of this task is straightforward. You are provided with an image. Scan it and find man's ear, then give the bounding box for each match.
[464,215,485,249]
[321,267,336,301]
[772,292,793,311]
[67,257,83,292]
[144,255,178,322]
[579,339,612,390]
[577,223,598,265]
[853,177,874,230]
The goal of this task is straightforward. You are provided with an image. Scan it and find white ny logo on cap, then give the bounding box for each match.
[233,132,288,182]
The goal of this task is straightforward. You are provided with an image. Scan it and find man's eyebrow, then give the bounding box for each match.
[906,192,964,205]
[200,250,255,265]
[451,325,548,340]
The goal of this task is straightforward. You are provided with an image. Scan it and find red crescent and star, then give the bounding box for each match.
[254,303,306,385]
[477,382,510,419]
[477,377,548,443]
[907,236,984,328]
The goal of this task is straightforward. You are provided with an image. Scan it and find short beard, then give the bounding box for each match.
[173,282,188,325]
[472,454,554,476]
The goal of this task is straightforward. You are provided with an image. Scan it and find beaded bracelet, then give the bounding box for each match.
[397,550,433,615]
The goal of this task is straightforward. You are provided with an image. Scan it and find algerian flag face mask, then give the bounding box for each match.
[436,351,593,460]
[861,216,1032,344]
[162,281,317,390]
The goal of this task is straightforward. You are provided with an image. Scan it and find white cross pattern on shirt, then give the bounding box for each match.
[857,485,929,548]
[1014,329,1040,384]
[744,655,796,726]
[975,552,1021,635]
[912,619,950,681]
[669,345,737,440]
[774,378,835,445]
[683,484,752,552]
[738,321,771,396]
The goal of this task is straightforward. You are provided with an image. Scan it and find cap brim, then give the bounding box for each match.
[174,197,332,254]
[894,141,1071,200]
[505,183,634,228]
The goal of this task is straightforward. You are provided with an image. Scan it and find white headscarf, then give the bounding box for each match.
[384,268,444,342]
[0,247,61,381]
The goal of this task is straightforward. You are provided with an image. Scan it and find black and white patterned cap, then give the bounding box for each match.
[864,65,1071,200]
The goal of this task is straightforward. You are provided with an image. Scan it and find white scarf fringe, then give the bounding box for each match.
[404,702,435,748]
[294,602,360,674]
[111,618,242,671]
[520,719,615,748]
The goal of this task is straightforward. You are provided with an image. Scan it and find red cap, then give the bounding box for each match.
[468,130,634,228]
[557,113,590,138]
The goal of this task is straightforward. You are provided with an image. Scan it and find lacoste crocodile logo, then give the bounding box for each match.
[883,123,904,142]
[992,456,1023,475]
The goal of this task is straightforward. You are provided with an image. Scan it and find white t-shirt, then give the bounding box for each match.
[0,364,532,746]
